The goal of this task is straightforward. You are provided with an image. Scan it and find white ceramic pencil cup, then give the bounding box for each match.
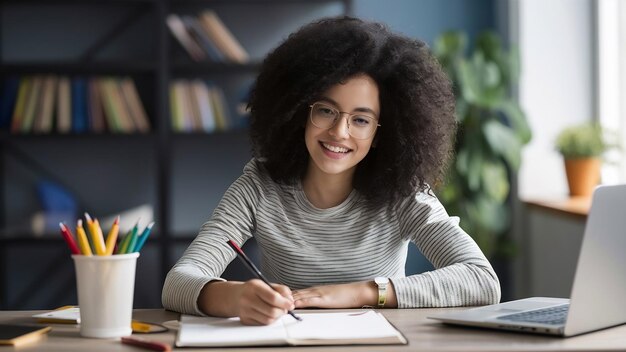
[72,253,139,338]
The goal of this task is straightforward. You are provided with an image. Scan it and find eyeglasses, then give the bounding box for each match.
[309,102,380,140]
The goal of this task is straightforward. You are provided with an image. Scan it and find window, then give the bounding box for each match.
[597,0,626,183]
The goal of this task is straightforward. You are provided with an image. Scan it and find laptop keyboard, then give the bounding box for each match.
[496,304,570,325]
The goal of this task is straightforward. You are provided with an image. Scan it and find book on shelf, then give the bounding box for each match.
[56,76,72,134]
[88,79,106,133]
[169,80,232,133]
[186,81,204,131]
[100,77,135,133]
[20,76,43,133]
[1,75,150,134]
[169,81,183,132]
[71,78,88,134]
[170,80,190,132]
[181,15,225,62]
[191,79,216,133]
[198,10,249,64]
[167,11,249,63]
[176,311,407,347]
[166,14,206,62]
[33,75,57,134]
[209,85,230,131]
[120,78,150,133]
[0,77,19,129]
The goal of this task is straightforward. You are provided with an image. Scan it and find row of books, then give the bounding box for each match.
[170,80,246,133]
[167,11,250,64]
[0,76,150,134]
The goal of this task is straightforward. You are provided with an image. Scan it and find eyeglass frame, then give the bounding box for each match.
[308,102,381,140]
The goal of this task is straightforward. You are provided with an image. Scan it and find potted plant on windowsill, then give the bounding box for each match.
[555,122,611,197]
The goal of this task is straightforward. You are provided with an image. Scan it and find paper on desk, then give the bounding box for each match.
[283,311,399,340]
[178,315,288,346]
[177,311,405,347]
[32,306,80,324]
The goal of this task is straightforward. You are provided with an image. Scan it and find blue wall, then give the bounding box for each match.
[354,0,496,45]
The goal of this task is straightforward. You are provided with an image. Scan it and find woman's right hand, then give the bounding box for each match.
[198,279,295,325]
[235,279,295,325]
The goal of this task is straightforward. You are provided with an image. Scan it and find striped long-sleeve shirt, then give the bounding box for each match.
[162,159,501,315]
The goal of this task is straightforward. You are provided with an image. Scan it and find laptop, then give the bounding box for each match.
[429,184,626,337]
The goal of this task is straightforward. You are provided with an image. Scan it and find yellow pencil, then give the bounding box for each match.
[85,212,106,255]
[104,216,120,256]
[76,219,93,256]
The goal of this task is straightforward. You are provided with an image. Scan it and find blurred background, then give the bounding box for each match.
[1,0,623,310]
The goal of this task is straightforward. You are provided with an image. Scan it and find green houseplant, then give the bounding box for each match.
[433,31,531,257]
[555,122,610,196]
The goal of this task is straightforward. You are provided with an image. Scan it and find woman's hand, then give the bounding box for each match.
[198,279,295,326]
[235,279,295,325]
[292,281,388,308]
[293,280,398,309]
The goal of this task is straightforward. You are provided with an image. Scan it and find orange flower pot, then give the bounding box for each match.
[564,158,601,196]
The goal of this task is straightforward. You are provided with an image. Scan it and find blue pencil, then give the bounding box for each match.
[132,222,155,253]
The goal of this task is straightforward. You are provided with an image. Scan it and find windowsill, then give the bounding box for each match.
[522,196,591,219]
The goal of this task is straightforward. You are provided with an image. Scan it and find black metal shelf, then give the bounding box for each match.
[0,234,164,244]
[2,0,156,4]
[0,132,158,143]
[1,62,158,75]
[0,236,66,245]
[0,0,351,310]
[169,61,262,75]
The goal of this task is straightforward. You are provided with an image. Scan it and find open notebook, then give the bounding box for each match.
[176,311,407,347]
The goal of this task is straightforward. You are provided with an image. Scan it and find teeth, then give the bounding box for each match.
[322,143,350,153]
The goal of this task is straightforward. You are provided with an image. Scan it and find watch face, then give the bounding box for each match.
[375,277,389,285]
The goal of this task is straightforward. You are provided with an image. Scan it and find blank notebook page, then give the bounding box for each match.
[283,311,400,340]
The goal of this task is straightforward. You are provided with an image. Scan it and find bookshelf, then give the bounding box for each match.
[0,0,351,309]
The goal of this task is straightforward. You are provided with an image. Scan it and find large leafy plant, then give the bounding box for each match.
[434,31,531,257]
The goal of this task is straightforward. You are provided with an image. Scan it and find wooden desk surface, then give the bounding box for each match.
[2,308,626,351]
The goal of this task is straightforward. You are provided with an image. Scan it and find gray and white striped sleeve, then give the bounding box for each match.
[161,163,262,315]
[391,192,501,308]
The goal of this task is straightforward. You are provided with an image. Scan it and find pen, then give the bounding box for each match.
[85,212,106,255]
[104,216,120,255]
[58,222,81,255]
[132,221,155,253]
[76,219,93,256]
[226,240,302,321]
[121,336,171,352]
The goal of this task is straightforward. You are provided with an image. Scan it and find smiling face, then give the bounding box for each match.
[304,74,380,183]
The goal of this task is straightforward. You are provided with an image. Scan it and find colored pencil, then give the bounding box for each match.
[58,222,81,255]
[117,219,139,254]
[85,212,106,255]
[124,219,141,254]
[121,336,171,351]
[76,219,93,256]
[116,228,133,255]
[104,216,120,256]
[132,222,154,253]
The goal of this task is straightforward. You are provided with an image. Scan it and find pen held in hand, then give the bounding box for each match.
[226,240,302,322]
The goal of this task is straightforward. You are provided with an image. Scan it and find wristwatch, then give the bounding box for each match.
[374,277,389,308]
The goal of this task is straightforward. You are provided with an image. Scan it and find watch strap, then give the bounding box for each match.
[376,278,388,308]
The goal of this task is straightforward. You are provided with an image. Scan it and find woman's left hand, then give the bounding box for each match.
[292,281,379,308]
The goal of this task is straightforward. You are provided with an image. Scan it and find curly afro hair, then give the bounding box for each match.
[249,16,456,205]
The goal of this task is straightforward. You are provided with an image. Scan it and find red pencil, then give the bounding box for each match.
[121,336,171,352]
[59,222,81,255]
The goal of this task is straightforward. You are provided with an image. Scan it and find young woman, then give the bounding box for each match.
[162,16,500,325]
